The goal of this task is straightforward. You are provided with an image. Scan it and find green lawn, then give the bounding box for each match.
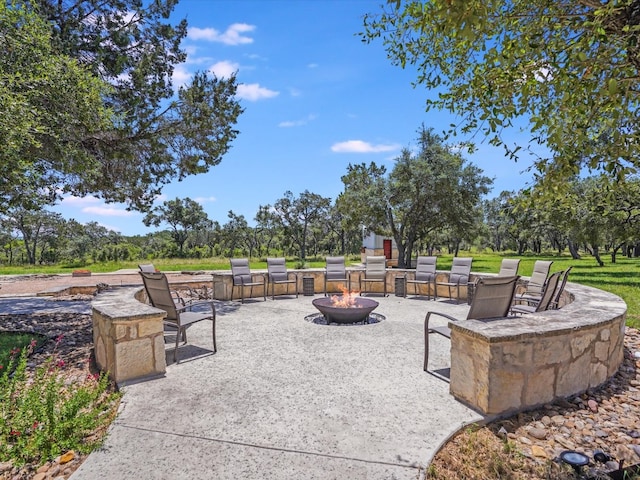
[0,331,48,370]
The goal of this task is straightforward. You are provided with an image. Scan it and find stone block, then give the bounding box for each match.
[115,324,128,340]
[138,318,164,337]
[95,335,107,371]
[114,337,157,382]
[450,335,483,407]
[153,335,166,374]
[557,352,592,397]
[524,366,556,406]
[570,332,596,358]
[533,337,571,365]
[487,369,524,415]
[590,362,608,387]
[594,341,610,362]
[500,341,533,367]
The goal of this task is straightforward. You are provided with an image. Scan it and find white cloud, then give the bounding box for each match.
[308,63,319,68]
[209,60,239,79]
[172,65,192,87]
[278,114,317,128]
[193,196,217,204]
[331,140,400,153]
[188,23,255,46]
[82,206,135,217]
[60,195,101,206]
[60,194,133,217]
[237,83,279,101]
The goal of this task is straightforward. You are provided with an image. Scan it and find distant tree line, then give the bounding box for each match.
[2,129,638,267]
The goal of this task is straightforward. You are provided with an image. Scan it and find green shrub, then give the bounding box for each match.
[0,339,121,466]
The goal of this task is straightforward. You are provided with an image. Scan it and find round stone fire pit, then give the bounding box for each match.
[312,297,379,324]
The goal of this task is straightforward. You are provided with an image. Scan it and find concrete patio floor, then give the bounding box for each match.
[71,294,483,480]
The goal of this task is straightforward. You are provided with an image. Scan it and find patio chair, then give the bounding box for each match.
[516,260,553,305]
[359,255,388,296]
[511,270,563,315]
[404,256,437,299]
[138,263,157,273]
[139,263,192,305]
[230,258,266,303]
[267,257,299,300]
[139,271,216,363]
[324,256,351,296]
[498,258,520,277]
[434,257,472,304]
[424,275,519,375]
[550,266,572,309]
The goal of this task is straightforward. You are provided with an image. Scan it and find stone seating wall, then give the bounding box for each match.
[449,282,626,416]
[90,268,627,417]
[92,287,167,383]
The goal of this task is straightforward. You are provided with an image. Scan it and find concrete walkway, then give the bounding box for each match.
[70,294,483,480]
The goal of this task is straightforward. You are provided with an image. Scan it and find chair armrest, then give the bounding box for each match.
[425,311,457,339]
[177,299,216,314]
[425,310,458,326]
[249,272,266,284]
[171,289,187,306]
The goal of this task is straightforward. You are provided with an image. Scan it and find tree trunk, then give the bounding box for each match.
[567,239,581,259]
[592,245,605,266]
[611,243,625,263]
[517,240,527,255]
[396,242,407,269]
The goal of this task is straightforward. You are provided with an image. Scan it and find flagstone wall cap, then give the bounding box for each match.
[450,282,626,342]
[91,287,164,320]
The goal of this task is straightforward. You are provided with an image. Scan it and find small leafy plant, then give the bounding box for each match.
[0,337,121,467]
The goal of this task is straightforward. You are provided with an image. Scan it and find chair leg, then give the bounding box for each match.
[424,321,430,371]
[212,318,217,353]
[174,327,181,363]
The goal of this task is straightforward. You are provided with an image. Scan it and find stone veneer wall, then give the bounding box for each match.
[448,282,627,416]
[211,268,459,300]
[92,287,167,383]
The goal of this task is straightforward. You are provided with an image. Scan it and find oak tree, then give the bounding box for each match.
[362,1,640,190]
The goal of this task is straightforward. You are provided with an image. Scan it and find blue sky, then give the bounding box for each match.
[54,0,537,236]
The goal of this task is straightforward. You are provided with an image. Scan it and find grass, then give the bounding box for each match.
[0,331,48,371]
[426,424,573,479]
[0,252,638,327]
